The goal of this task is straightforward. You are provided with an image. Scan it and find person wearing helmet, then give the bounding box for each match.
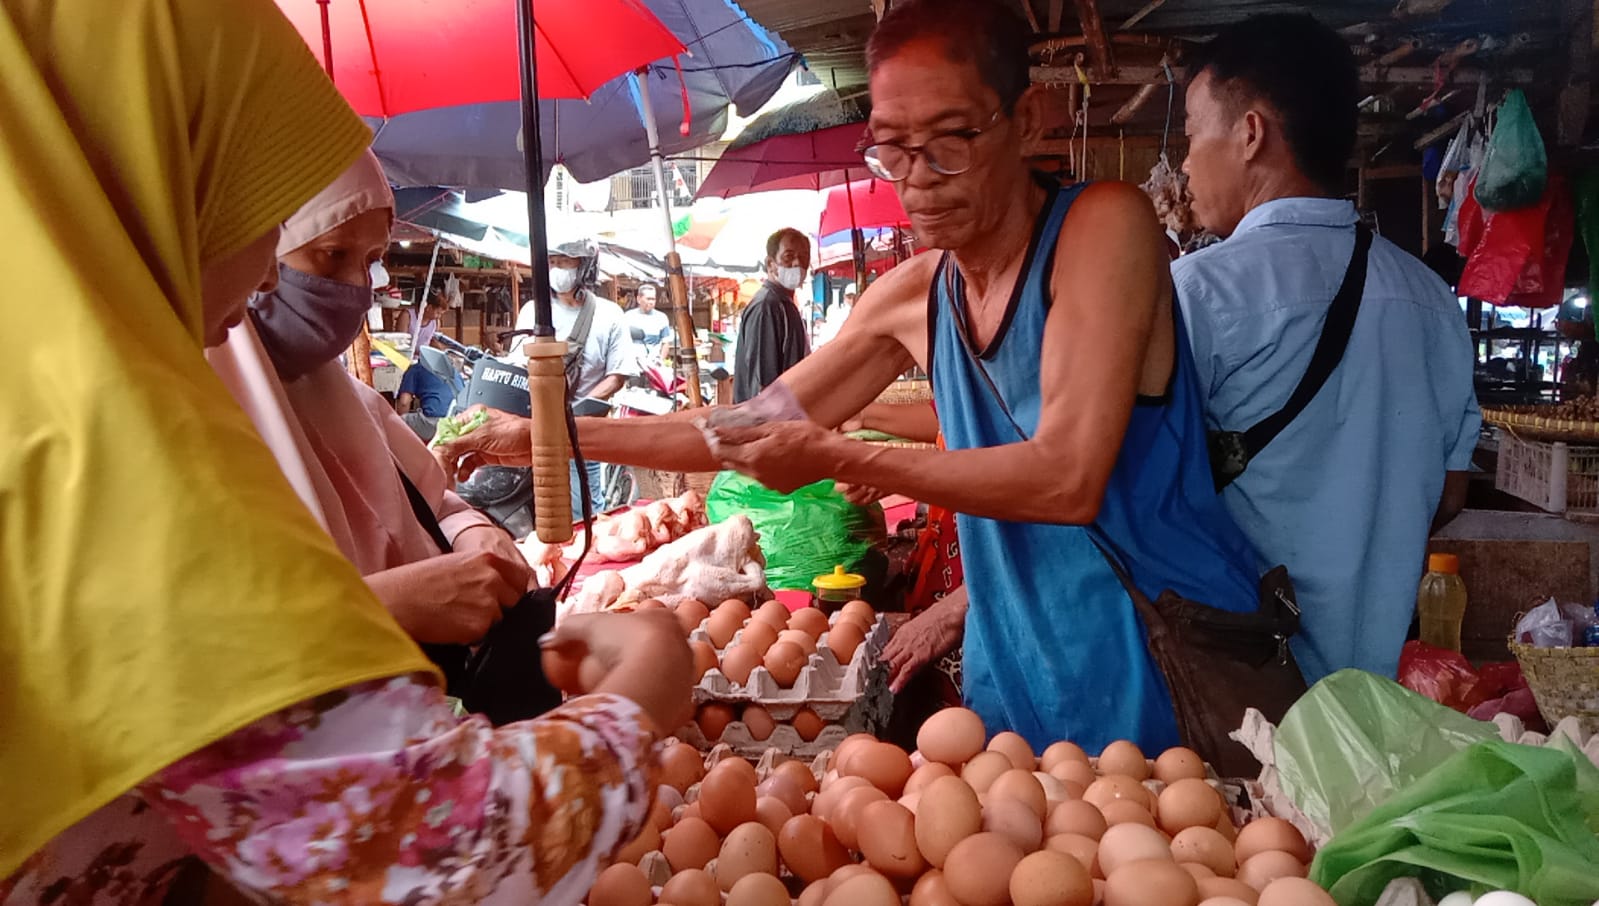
[819,281,858,346]
[510,234,639,514]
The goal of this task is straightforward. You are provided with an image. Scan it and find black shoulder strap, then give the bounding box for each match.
[1210,225,1371,490]
[563,295,598,384]
[396,465,454,554]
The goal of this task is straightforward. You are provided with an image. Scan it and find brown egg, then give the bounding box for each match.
[1041,740,1092,772]
[1010,849,1095,906]
[1104,858,1200,906]
[1171,826,1236,878]
[811,775,870,823]
[1198,898,1255,906]
[1051,759,1099,790]
[1045,833,1102,878]
[910,870,963,906]
[660,868,721,906]
[697,704,737,742]
[825,863,880,890]
[989,769,1049,819]
[846,742,915,797]
[914,775,983,868]
[689,640,719,681]
[678,800,702,823]
[763,641,809,687]
[588,862,652,906]
[1049,800,1109,841]
[754,795,794,838]
[1102,800,1158,829]
[1158,780,1223,836]
[740,704,776,741]
[716,822,779,892]
[984,797,1045,853]
[1097,823,1174,877]
[662,816,720,873]
[1154,747,1208,784]
[717,598,753,623]
[757,774,809,817]
[613,817,661,865]
[824,871,900,906]
[773,758,821,796]
[988,731,1037,771]
[727,872,790,906]
[738,619,780,656]
[788,606,831,639]
[1096,741,1150,781]
[831,785,889,852]
[720,644,763,686]
[840,599,877,625]
[944,833,1026,906]
[1233,818,1311,865]
[753,599,791,630]
[1235,851,1306,892]
[826,620,867,665]
[1256,877,1336,906]
[777,814,851,884]
[1196,877,1260,904]
[1084,775,1153,813]
[675,598,711,635]
[790,707,825,742]
[832,733,879,774]
[661,744,706,794]
[962,750,1014,793]
[796,879,829,906]
[650,794,677,832]
[777,629,819,657]
[716,756,760,786]
[706,607,743,648]
[1181,862,1216,880]
[699,763,758,835]
[858,800,927,880]
[918,707,988,767]
[899,791,923,816]
[1034,772,1072,806]
[906,761,957,796]
[1215,812,1239,844]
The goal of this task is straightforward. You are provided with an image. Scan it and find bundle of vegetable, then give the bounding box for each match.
[428,408,491,449]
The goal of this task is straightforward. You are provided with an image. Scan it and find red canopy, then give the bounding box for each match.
[820,179,909,236]
[275,0,684,117]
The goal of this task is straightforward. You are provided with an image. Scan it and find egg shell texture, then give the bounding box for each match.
[944,833,1026,906]
[587,863,652,906]
[716,822,779,892]
[1104,858,1200,906]
[859,800,928,879]
[662,817,720,873]
[915,775,984,868]
[1010,849,1095,906]
[777,814,852,884]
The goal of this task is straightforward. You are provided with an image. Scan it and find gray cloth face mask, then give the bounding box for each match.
[249,263,372,381]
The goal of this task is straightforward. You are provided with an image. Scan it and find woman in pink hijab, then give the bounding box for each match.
[209,150,531,644]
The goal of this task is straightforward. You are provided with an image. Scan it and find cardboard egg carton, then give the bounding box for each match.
[688,614,892,721]
[674,711,855,760]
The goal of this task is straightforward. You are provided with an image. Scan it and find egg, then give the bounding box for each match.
[788,607,831,639]
[833,733,880,774]
[1084,775,1153,813]
[1235,851,1305,892]
[1104,858,1200,906]
[847,742,915,797]
[677,800,702,823]
[696,704,737,742]
[906,761,958,795]
[716,756,760,785]
[811,776,870,822]
[1256,877,1337,906]
[914,775,984,867]
[773,758,822,796]
[717,598,753,623]
[1473,895,1538,906]
[797,879,829,906]
[657,784,685,816]
[754,795,793,838]
[663,816,720,873]
[1158,779,1223,834]
[738,619,781,656]
[832,785,890,851]
[587,862,652,906]
[1034,772,1072,807]
[660,868,722,906]
[613,817,661,865]
[777,629,819,657]
[918,707,988,767]
[826,620,867,664]
[1154,747,1208,784]
[660,744,706,794]
[742,705,777,741]
[900,791,923,816]
[675,598,711,634]
[824,871,901,906]
[1046,833,1102,878]
[944,833,1026,906]
[1101,800,1159,829]
[1198,898,1255,906]
[699,763,758,835]
[757,774,809,817]
[777,814,851,883]
[1196,877,1260,904]
[1170,826,1236,878]
[715,822,779,891]
[1215,812,1239,844]
[763,641,809,687]
[727,872,790,906]
[1232,818,1311,865]
[707,607,743,647]
[792,707,826,742]
[840,599,877,624]
[1042,740,1092,772]
[857,800,927,879]
[1097,741,1151,781]
[1010,849,1095,906]
[1181,863,1216,880]
[753,599,791,628]
[962,751,1015,793]
[718,644,762,686]
[988,732,1037,771]
[1048,800,1109,840]
[989,769,1049,819]
[1436,894,1475,906]
[1051,759,1099,790]
[1098,823,1174,876]
[911,871,964,906]
[689,640,719,681]
[984,796,1045,852]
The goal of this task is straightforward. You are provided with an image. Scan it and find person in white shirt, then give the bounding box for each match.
[625,283,673,354]
[819,282,857,346]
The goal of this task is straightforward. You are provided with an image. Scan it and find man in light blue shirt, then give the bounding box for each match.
[1173,14,1481,684]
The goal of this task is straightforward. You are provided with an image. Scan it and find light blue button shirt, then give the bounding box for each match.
[1173,198,1481,683]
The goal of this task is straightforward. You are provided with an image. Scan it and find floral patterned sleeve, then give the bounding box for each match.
[141,677,659,906]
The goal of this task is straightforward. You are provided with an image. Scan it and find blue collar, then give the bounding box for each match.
[1232,197,1359,237]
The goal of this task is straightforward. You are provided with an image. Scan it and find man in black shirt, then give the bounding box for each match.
[733,228,811,402]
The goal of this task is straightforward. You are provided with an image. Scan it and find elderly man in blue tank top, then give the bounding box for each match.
[435,0,1263,754]
[1173,16,1479,687]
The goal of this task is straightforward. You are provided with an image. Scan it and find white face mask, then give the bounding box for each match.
[776,266,806,291]
[549,266,580,294]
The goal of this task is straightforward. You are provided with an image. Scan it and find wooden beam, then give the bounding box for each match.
[1118,0,1165,31]
[1556,0,1594,147]
[1072,0,1114,79]
[1048,0,1064,33]
[1017,0,1042,33]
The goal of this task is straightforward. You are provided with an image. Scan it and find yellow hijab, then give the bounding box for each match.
[0,0,434,875]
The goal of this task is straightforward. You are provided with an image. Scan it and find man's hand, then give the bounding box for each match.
[452,525,535,590]
[838,482,890,506]
[713,420,845,493]
[432,406,534,482]
[883,589,967,693]
[365,549,531,645]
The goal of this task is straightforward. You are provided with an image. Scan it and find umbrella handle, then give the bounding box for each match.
[527,340,575,543]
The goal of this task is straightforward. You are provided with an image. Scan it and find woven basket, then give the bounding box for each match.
[875,379,932,406]
[1483,406,1599,444]
[1508,638,1599,734]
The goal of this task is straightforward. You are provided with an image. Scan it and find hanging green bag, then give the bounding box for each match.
[705,472,886,591]
[1475,89,1548,211]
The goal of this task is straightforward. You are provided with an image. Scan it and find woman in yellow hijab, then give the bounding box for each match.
[0,0,690,902]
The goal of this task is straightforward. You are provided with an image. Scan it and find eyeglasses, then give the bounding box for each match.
[860,109,1005,182]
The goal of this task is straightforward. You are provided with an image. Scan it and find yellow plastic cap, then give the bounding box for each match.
[813,564,867,591]
[1428,553,1460,574]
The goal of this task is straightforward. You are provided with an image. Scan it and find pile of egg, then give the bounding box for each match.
[584,706,1339,906]
[677,598,877,690]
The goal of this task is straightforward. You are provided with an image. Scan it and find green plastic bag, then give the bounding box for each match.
[706,471,886,591]
[1475,89,1548,212]
[1310,739,1599,906]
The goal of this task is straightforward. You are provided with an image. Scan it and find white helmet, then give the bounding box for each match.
[844,282,858,297]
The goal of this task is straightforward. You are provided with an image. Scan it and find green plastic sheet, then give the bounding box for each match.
[705,471,885,591]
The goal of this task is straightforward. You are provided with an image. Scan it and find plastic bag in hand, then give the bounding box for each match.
[1475,90,1548,212]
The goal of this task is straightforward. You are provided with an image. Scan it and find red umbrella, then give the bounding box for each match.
[820,178,908,236]
[275,0,684,116]
[695,122,872,199]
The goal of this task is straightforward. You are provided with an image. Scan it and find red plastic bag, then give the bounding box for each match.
[1507,173,1574,309]
[1458,173,1574,307]
[1398,640,1489,711]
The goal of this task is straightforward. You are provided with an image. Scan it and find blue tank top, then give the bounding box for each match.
[929,180,1260,753]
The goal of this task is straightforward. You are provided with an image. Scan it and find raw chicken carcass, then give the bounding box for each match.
[517,537,570,589]
[564,517,766,618]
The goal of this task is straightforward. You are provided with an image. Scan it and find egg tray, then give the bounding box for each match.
[674,712,857,760]
[688,614,891,721]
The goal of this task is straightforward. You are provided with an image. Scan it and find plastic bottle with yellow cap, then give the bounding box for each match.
[812,564,867,616]
[1418,552,1468,652]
